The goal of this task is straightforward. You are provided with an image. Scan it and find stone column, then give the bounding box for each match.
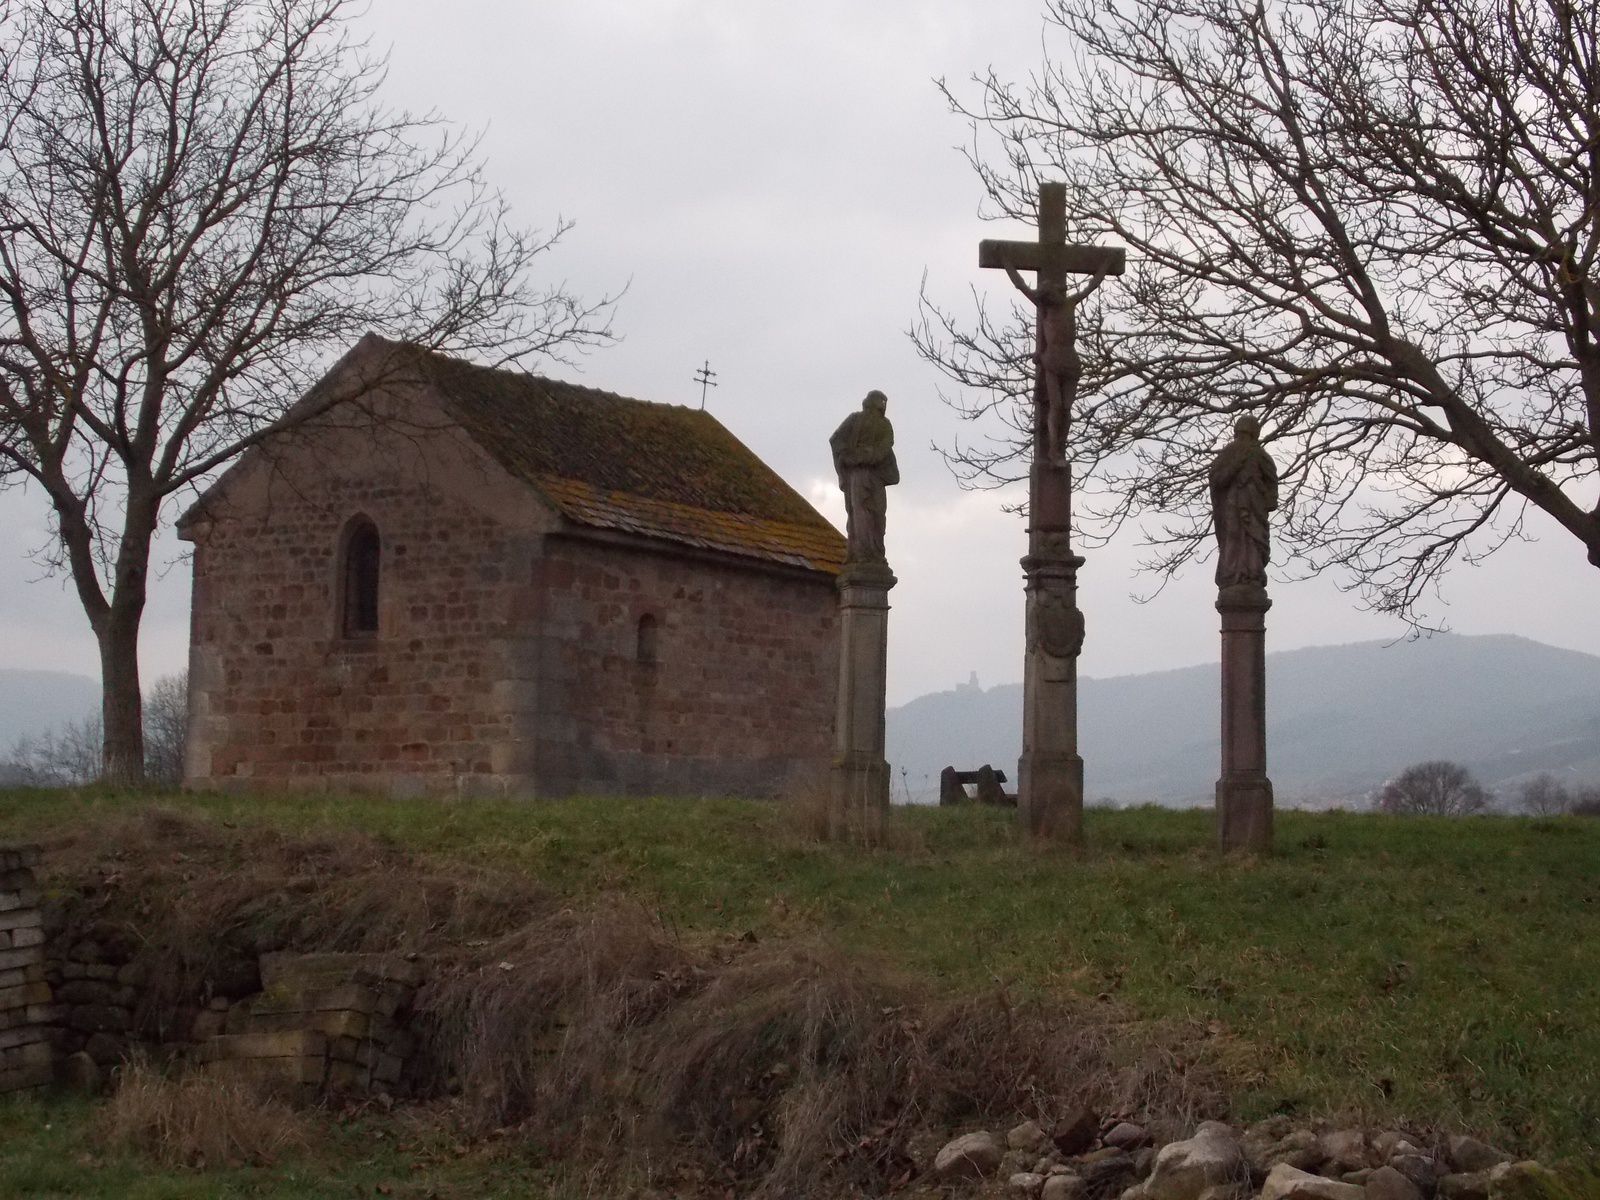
[830,560,896,838]
[1018,461,1085,842]
[1216,585,1273,851]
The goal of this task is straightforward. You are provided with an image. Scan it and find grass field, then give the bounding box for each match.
[2,788,1597,1195]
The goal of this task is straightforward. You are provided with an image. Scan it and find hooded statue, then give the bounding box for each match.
[829,390,899,562]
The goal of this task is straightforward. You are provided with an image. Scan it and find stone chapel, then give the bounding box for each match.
[177,334,845,797]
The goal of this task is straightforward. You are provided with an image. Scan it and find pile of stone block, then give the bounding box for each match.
[0,845,55,1094]
[198,952,422,1096]
[51,939,148,1066]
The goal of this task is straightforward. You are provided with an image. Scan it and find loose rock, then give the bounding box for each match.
[1053,1107,1100,1157]
[1009,1171,1048,1196]
[1010,1120,1051,1154]
[1259,1163,1363,1200]
[1318,1129,1372,1173]
[1042,1175,1087,1200]
[1245,1128,1324,1175]
[1144,1123,1244,1200]
[1487,1161,1557,1197]
[1105,1121,1152,1151]
[1436,1171,1491,1200]
[1082,1149,1140,1198]
[1365,1165,1424,1200]
[1388,1154,1439,1193]
[1448,1135,1511,1174]
[59,1050,101,1095]
[935,1131,1005,1181]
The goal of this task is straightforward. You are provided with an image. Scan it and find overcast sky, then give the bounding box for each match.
[3,0,1596,707]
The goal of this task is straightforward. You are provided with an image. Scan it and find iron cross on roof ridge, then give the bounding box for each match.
[976,183,1125,287]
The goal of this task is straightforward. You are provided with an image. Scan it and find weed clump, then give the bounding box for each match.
[47,805,1227,1197]
[97,1057,316,1168]
[416,915,1223,1198]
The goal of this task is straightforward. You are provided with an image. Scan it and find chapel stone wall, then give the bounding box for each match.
[526,537,838,797]
[184,418,552,796]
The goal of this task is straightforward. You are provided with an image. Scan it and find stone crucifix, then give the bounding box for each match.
[978,183,1124,841]
[979,185,1124,465]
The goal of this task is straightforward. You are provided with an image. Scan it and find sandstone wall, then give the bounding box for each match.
[0,845,52,1094]
[184,399,841,800]
[528,537,838,797]
[184,411,557,796]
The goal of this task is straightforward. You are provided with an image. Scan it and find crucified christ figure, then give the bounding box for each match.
[1004,263,1109,465]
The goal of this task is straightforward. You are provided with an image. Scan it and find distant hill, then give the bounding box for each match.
[887,634,1600,807]
[0,669,99,751]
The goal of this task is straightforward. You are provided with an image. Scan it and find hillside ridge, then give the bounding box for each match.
[887,633,1600,806]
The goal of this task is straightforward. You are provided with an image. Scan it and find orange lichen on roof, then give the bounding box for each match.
[535,477,847,573]
[402,343,846,575]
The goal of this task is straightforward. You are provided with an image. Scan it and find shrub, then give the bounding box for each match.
[1517,773,1573,817]
[1373,760,1491,815]
[1571,787,1600,818]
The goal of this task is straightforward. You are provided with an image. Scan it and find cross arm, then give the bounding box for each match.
[978,240,1126,278]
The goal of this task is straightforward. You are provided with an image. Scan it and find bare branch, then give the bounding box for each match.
[918,0,1600,623]
[0,0,617,781]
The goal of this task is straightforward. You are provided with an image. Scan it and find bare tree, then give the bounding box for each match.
[0,0,615,784]
[917,0,1599,614]
[1373,760,1491,816]
[1517,772,1572,816]
[142,670,186,787]
[4,670,184,787]
[7,714,102,786]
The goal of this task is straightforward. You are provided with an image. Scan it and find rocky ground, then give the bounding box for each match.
[922,1111,1560,1200]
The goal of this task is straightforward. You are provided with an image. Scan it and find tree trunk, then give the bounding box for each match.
[98,602,146,787]
[97,488,157,788]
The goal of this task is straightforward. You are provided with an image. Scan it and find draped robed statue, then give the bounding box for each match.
[830,390,899,563]
[1208,415,1278,591]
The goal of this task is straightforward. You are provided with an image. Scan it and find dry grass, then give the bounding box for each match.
[417,909,1224,1198]
[42,806,1227,1197]
[97,1057,317,1169]
[43,807,552,1020]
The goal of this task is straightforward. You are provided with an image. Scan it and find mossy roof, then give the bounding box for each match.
[409,345,846,576]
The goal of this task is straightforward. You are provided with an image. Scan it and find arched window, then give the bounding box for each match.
[340,516,381,637]
[636,613,659,665]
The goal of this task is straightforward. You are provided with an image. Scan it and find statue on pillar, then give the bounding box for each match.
[830,390,899,562]
[1208,416,1279,591]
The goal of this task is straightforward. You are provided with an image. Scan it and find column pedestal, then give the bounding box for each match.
[1018,461,1085,843]
[830,560,896,839]
[1216,585,1273,852]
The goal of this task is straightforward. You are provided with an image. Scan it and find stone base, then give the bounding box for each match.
[830,754,889,842]
[1217,776,1274,852]
[837,559,897,591]
[1017,752,1084,843]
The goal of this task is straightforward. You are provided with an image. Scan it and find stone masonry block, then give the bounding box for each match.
[203,1055,326,1089]
[0,847,41,872]
[0,949,42,972]
[0,1027,50,1052]
[311,982,379,1014]
[198,1029,329,1063]
[0,1061,54,1094]
[0,909,42,934]
[1,1040,52,1068]
[0,983,52,1011]
[0,965,45,990]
